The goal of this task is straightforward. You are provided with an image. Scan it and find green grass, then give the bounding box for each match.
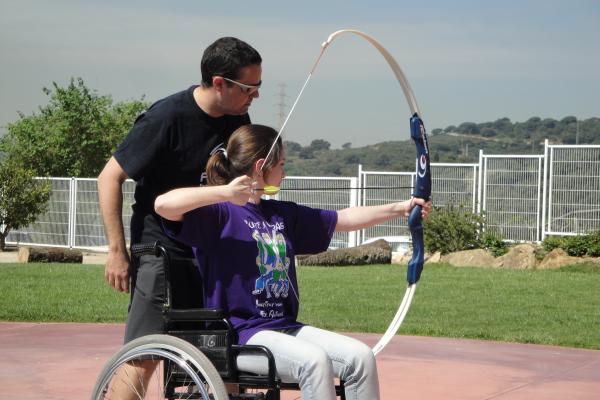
[297,263,600,349]
[0,263,129,322]
[1,262,599,349]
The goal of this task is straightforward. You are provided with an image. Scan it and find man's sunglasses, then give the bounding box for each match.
[222,77,261,95]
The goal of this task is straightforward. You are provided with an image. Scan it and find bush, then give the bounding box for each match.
[481,230,508,257]
[562,235,589,257]
[543,231,600,257]
[586,230,600,257]
[0,160,51,250]
[542,235,565,252]
[424,205,484,254]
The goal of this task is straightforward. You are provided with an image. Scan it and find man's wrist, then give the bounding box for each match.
[108,245,127,254]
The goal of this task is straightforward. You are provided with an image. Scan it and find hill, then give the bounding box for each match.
[284,116,600,176]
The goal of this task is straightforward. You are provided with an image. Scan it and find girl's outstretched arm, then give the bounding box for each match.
[335,198,431,232]
[154,175,254,221]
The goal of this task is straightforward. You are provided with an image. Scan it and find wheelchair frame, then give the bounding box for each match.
[92,241,346,399]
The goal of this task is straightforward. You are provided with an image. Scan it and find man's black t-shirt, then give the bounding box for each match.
[114,86,250,257]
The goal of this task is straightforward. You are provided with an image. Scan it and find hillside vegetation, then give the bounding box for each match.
[284,116,600,176]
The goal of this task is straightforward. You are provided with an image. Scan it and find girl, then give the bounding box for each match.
[155,124,431,400]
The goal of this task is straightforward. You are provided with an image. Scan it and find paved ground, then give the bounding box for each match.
[0,322,598,399]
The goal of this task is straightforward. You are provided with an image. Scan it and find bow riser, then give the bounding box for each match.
[407,114,431,285]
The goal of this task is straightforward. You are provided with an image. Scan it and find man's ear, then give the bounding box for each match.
[212,76,225,92]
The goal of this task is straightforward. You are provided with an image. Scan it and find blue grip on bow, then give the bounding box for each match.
[407,113,431,284]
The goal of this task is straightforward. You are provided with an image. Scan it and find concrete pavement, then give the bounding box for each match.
[0,322,598,399]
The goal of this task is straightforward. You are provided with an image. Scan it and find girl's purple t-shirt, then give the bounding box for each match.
[163,199,337,344]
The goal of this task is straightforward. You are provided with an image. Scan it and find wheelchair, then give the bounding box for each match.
[92,241,346,399]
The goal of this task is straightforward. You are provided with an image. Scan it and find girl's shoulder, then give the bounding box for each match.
[261,199,302,213]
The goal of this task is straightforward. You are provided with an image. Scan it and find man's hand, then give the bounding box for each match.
[105,249,131,293]
[98,156,131,292]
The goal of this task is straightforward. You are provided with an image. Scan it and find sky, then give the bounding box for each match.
[1,0,598,148]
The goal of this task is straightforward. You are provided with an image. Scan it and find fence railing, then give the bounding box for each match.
[277,176,358,249]
[6,141,600,250]
[478,153,544,242]
[542,144,600,237]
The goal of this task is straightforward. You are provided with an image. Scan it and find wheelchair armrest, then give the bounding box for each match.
[166,308,226,321]
[232,344,277,388]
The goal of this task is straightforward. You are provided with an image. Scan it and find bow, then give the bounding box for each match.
[266,29,431,356]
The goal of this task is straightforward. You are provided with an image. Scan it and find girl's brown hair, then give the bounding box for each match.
[206,124,283,185]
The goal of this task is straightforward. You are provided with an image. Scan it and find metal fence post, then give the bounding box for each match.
[541,139,549,241]
[68,178,77,248]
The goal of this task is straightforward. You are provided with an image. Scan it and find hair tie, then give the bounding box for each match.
[210,146,228,159]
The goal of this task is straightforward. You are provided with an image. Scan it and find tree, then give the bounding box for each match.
[344,153,360,164]
[444,125,457,133]
[298,147,314,159]
[525,117,541,132]
[493,118,512,132]
[342,142,352,149]
[458,122,480,135]
[0,77,148,177]
[0,160,51,251]
[560,116,577,125]
[308,139,331,152]
[481,128,497,137]
[284,141,302,154]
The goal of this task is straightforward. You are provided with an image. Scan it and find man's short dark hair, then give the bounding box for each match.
[201,37,262,87]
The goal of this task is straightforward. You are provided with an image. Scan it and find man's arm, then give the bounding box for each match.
[98,156,131,293]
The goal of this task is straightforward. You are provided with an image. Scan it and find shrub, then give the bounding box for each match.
[481,230,508,257]
[0,160,51,250]
[545,231,600,257]
[424,205,484,254]
[542,235,565,252]
[562,235,590,257]
[585,230,600,257]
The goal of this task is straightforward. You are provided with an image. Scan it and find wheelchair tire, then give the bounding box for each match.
[91,334,229,400]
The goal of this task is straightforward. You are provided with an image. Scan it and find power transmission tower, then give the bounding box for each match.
[275,83,288,129]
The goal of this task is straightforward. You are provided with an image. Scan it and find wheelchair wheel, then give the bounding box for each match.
[91,334,229,400]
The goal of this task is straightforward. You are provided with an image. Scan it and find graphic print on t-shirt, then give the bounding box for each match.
[251,228,291,301]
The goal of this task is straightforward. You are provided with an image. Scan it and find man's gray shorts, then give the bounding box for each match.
[124,254,203,343]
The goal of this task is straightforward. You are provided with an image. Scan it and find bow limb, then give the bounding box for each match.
[323,29,421,115]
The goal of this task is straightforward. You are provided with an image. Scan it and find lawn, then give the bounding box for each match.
[0,262,598,349]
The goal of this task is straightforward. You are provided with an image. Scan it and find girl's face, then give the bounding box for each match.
[263,149,286,187]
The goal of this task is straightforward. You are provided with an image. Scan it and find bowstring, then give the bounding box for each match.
[262,46,327,171]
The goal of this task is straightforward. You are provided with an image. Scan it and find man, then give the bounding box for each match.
[98,36,262,344]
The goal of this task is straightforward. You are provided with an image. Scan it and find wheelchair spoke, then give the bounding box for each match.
[92,335,229,400]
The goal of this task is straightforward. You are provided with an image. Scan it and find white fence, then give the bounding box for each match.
[277,176,358,249]
[543,144,600,237]
[478,154,544,242]
[6,141,600,250]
